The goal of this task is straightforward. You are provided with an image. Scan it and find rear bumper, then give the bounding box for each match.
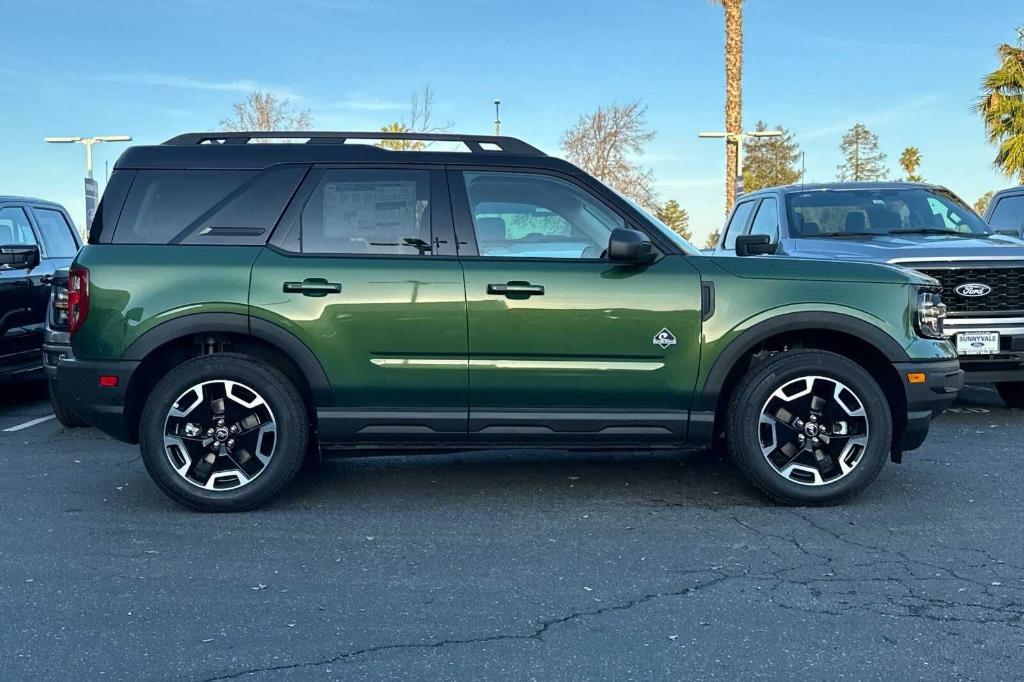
[894,359,963,453]
[56,357,140,443]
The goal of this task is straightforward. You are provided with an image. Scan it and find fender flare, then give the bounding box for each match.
[695,311,910,414]
[122,312,332,403]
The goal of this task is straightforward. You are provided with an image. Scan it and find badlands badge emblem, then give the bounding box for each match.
[653,328,677,349]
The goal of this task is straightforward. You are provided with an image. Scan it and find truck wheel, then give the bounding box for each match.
[139,353,308,512]
[995,382,1024,409]
[49,379,88,428]
[726,349,892,506]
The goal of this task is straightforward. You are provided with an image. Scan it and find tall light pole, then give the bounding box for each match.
[699,128,782,208]
[493,100,501,136]
[45,135,131,231]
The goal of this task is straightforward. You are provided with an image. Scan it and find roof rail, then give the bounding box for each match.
[162,131,545,156]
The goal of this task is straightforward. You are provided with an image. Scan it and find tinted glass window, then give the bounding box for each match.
[988,195,1024,233]
[89,170,134,244]
[463,171,624,259]
[0,207,37,246]
[722,200,756,250]
[786,187,990,237]
[748,198,779,241]
[32,208,79,257]
[301,169,432,255]
[114,170,256,244]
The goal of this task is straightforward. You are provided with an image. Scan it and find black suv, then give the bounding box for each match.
[985,186,1024,237]
[0,196,81,382]
[712,182,1024,407]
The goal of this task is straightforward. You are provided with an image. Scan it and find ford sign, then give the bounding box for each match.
[954,283,992,297]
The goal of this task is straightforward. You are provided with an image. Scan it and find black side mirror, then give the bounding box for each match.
[608,228,656,264]
[735,234,777,257]
[0,244,40,270]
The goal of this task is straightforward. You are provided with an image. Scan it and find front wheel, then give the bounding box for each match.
[995,382,1024,409]
[139,353,309,512]
[727,349,892,506]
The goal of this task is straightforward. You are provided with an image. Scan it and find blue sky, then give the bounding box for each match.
[0,0,1016,244]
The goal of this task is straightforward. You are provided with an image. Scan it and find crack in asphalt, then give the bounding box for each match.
[198,571,736,681]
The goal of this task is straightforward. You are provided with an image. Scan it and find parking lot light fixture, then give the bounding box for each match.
[45,135,132,179]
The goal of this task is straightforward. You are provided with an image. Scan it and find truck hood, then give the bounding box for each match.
[789,233,1024,264]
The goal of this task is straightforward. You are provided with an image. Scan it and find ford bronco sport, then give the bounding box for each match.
[59,132,962,511]
[713,182,1024,408]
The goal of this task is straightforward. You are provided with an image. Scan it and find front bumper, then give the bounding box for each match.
[894,358,963,453]
[944,317,1024,384]
[56,357,140,443]
[42,327,72,380]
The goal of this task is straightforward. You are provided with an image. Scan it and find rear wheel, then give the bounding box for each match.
[139,353,308,512]
[995,382,1024,409]
[727,349,892,506]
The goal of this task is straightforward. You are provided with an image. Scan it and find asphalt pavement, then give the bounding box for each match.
[1,382,1022,680]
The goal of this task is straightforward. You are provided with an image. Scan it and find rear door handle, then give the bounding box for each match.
[486,281,545,298]
[283,278,342,297]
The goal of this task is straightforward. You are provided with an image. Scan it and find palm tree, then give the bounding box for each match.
[719,0,743,213]
[899,146,923,182]
[975,29,1024,182]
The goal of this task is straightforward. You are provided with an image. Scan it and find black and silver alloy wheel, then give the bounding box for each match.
[163,380,277,491]
[727,349,892,506]
[140,353,308,512]
[758,375,869,486]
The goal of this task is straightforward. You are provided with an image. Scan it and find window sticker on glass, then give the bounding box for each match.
[324,181,417,240]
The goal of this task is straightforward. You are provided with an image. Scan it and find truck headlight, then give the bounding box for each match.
[916,290,947,339]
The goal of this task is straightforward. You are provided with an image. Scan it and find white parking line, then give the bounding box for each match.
[3,414,56,432]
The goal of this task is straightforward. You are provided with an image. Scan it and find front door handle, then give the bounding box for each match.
[486,281,545,298]
[283,278,342,297]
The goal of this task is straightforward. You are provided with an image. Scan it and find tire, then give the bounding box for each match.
[139,353,309,512]
[49,379,88,428]
[726,349,892,506]
[995,382,1024,409]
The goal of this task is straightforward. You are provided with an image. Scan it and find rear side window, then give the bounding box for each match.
[32,208,80,257]
[300,169,432,256]
[722,200,756,250]
[989,195,1024,233]
[112,167,305,245]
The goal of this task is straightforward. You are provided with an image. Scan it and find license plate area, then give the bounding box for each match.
[956,331,1000,356]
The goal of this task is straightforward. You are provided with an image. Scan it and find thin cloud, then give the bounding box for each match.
[802,94,945,140]
[96,73,304,101]
[327,95,407,111]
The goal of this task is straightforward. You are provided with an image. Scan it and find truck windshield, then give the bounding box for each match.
[786,187,991,238]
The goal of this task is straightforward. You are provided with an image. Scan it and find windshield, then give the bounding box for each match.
[786,187,991,238]
[615,191,703,255]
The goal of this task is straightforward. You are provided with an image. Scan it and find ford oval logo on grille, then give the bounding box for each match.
[955,283,992,297]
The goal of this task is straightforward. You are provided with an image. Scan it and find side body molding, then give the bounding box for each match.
[121,312,332,404]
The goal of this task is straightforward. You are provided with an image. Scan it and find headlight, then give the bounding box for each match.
[916,290,947,339]
[51,285,70,330]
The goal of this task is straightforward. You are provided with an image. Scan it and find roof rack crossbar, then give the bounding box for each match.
[162,131,545,156]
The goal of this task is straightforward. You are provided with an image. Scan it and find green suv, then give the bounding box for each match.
[58,131,963,511]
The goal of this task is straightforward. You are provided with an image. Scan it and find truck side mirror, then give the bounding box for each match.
[608,228,656,264]
[0,244,40,270]
[735,234,777,257]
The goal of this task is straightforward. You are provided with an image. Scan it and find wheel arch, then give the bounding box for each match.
[120,313,331,442]
[693,312,909,456]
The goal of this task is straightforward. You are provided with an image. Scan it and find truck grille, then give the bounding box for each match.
[913,266,1024,314]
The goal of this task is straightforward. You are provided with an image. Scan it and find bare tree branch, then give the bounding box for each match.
[220,90,311,134]
[560,100,658,209]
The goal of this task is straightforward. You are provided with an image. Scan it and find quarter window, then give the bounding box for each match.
[32,208,80,257]
[462,171,624,259]
[722,200,756,250]
[0,207,37,247]
[300,169,432,255]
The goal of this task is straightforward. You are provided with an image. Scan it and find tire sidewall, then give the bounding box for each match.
[730,352,892,504]
[139,354,307,511]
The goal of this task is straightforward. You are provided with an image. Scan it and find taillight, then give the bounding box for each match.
[68,267,89,336]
